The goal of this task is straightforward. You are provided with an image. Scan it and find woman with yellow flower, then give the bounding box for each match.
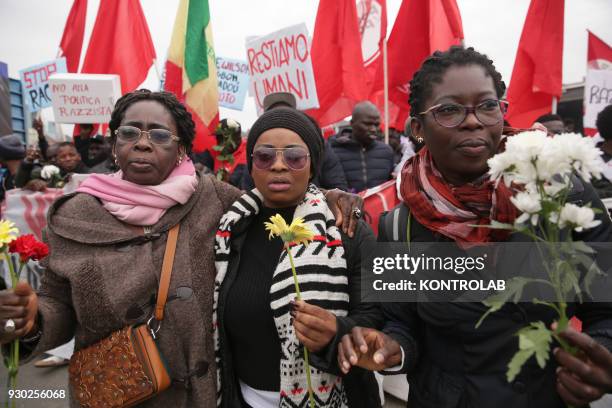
[213,107,382,408]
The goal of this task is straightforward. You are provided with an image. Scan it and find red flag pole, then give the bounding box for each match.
[383,37,389,144]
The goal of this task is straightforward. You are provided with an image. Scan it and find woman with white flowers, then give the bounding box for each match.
[338,46,612,408]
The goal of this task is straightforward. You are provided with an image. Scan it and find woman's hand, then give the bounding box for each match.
[0,282,38,344]
[24,147,41,164]
[337,327,402,374]
[554,326,612,407]
[324,189,364,238]
[292,300,337,353]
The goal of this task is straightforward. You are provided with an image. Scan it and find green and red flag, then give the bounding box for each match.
[165,0,218,152]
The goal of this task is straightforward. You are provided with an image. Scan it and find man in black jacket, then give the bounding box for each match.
[331,102,394,192]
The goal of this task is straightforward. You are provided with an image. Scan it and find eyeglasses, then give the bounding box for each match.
[251,147,310,171]
[115,125,180,145]
[419,99,508,128]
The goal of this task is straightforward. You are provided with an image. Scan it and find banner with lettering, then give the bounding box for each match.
[49,73,121,123]
[246,23,319,115]
[19,58,67,112]
[1,174,89,239]
[583,69,612,131]
[216,57,250,110]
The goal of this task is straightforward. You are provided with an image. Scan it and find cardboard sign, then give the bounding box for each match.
[246,23,319,114]
[584,69,612,129]
[216,57,250,110]
[19,58,67,112]
[49,73,121,123]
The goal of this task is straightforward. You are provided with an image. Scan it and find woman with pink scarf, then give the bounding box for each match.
[0,90,363,407]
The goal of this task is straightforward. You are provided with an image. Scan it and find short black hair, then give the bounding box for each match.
[109,89,195,153]
[535,113,563,123]
[596,105,612,140]
[409,46,506,117]
[57,141,77,151]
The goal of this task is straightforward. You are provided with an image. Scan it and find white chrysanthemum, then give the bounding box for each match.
[491,131,549,186]
[556,133,604,182]
[511,191,542,226]
[557,203,602,232]
[226,119,240,131]
[543,179,568,197]
[40,165,60,180]
[503,130,548,163]
[488,153,515,182]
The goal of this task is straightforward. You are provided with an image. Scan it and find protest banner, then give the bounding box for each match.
[49,73,121,123]
[19,58,67,112]
[2,189,63,240]
[1,174,89,239]
[583,69,612,131]
[246,23,319,114]
[216,57,250,110]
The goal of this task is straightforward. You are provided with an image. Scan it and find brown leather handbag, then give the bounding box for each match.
[69,224,180,408]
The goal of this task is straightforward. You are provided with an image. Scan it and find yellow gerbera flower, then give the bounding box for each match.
[264,214,314,246]
[0,220,18,247]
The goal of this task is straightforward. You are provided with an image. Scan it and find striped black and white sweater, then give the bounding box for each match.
[213,185,383,408]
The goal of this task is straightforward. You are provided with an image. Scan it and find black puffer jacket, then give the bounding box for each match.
[330,135,394,193]
[377,178,612,408]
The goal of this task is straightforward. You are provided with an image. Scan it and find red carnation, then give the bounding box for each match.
[9,234,49,262]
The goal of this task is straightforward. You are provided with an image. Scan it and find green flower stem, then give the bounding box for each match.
[302,347,315,408]
[286,247,314,408]
[4,256,23,408]
[286,246,302,300]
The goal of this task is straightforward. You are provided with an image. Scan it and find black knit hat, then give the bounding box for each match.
[247,107,323,177]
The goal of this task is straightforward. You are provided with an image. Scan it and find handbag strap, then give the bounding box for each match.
[154,224,180,321]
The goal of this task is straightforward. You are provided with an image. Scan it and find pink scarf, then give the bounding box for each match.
[76,159,199,226]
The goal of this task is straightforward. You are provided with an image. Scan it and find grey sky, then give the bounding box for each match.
[0,0,610,129]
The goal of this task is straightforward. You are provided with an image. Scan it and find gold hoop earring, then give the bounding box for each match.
[176,155,184,165]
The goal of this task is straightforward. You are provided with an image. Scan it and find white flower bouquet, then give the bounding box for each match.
[477,131,607,383]
[39,165,65,188]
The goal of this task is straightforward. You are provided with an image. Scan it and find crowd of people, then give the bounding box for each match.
[0,45,611,408]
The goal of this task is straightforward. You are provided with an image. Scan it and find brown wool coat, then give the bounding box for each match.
[31,173,241,407]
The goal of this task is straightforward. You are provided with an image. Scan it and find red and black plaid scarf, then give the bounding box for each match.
[400,148,517,246]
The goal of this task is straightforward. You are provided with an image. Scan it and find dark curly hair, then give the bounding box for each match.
[108,89,195,153]
[409,46,506,117]
[596,105,612,141]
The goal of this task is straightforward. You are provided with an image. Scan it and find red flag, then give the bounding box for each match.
[81,0,156,94]
[359,180,400,234]
[58,0,87,73]
[587,30,612,70]
[357,0,387,92]
[370,0,464,130]
[306,0,369,126]
[505,0,564,128]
